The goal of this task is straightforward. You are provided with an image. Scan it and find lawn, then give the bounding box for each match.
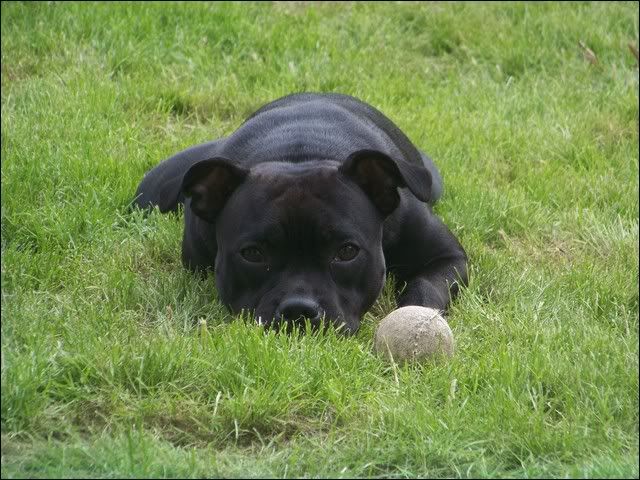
[1,1,638,478]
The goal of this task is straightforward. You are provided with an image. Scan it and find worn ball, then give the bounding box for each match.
[374,306,454,363]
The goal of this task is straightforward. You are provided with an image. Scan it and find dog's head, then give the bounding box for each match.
[182,150,431,334]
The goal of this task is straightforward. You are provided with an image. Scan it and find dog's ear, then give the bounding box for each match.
[182,158,248,223]
[339,149,432,216]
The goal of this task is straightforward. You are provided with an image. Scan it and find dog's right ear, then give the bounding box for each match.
[181,158,248,223]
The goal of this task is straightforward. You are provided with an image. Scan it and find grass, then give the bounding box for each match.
[1,1,638,478]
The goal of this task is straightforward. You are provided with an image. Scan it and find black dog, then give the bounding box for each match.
[134,93,467,334]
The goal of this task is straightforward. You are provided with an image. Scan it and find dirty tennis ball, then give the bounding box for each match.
[374,306,454,363]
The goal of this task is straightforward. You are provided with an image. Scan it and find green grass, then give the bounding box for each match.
[1,1,638,478]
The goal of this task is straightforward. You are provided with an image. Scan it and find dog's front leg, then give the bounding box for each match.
[385,203,468,312]
[394,255,468,311]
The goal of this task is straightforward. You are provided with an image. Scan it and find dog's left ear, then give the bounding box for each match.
[339,149,432,216]
[181,158,248,223]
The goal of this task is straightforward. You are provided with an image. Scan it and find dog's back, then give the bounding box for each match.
[133,93,442,213]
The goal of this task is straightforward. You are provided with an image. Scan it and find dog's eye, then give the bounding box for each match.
[333,244,360,262]
[240,246,264,263]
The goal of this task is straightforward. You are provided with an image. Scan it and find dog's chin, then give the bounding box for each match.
[251,312,359,336]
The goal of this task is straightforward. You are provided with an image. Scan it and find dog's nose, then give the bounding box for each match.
[275,297,322,325]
